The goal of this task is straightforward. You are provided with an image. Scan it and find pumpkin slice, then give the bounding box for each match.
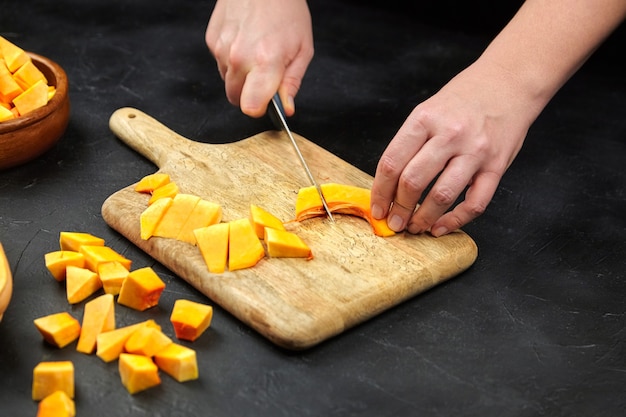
[176,199,223,245]
[194,222,229,274]
[152,193,200,239]
[264,227,313,259]
[59,231,105,252]
[96,319,160,363]
[140,196,172,240]
[148,181,179,205]
[33,312,81,349]
[65,265,102,304]
[295,183,395,237]
[76,293,115,354]
[154,343,199,383]
[36,390,75,417]
[249,204,286,239]
[79,245,132,272]
[32,361,75,401]
[135,172,170,193]
[44,251,85,282]
[228,218,265,271]
[118,353,161,394]
[170,299,213,342]
[117,266,165,311]
[0,242,13,322]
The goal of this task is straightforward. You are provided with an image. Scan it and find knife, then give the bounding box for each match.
[268,93,335,222]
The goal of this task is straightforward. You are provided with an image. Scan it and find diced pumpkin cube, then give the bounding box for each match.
[0,70,23,103]
[264,227,313,259]
[44,251,85,282]
[154,343,199,383]
[118,353,161,394]
[12,59,47,91]
[117,267,165,311]
[76,293,115,354]
[97,260,129,295]
[148,181,179,205]
[0,36,29,72]
[12,79,48,116]
[139,196,172,240]
[176,198,222,245]
[0,104,15,121]
[194,222,229,274]
[65,265,102,304]
[250,204,286,239]
[152,193,200,239]
[33,312,81,349]
[79,245,131,272]
[96,319,159,363]
[32,361,74,401]
[59,231,105,252]
[36,390,75,417]
[125,326,172,357]
[170,299,213,342]
[228,218,265,271]
[135,172,170,193]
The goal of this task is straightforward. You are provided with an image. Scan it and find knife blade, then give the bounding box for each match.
[269,93,334,222]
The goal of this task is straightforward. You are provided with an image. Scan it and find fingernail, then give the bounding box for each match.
[407,223,422,234]
[431,226,448,237]
[388,214,404,231]
[371,204,383,219]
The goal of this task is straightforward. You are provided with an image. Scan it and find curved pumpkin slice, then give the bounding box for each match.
[295,183,395,237]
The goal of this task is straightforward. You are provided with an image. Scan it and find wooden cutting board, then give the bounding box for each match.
[102,107,478,350]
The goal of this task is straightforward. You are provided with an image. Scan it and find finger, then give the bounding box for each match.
[278,49,314,116]
[239,63,284,118]
[428,171,500,237]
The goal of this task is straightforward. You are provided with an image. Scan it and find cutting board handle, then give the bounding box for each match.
[109,107,191,167]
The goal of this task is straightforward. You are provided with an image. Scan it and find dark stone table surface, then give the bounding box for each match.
[1,1,624,416]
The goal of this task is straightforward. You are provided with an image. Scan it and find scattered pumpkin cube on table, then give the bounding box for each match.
[79,245,132,273]
[118,353,161,395]
[170,299,213,342]
[44,251,85,282]
[59,231,105,252]
[154,343,199,383]
[117,266,165,311]
[97,260,129,295]
[36,390,75,417]
[32,361,74,401]
[96,320,160,363]
[124,326,172,357]
[76,293,115,354]
[65,265,102,304]
[33,312,81,349]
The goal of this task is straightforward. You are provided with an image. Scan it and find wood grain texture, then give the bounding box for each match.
[102,107,478,350]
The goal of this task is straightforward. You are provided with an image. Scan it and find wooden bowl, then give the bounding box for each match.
[0,52,70,170]
[0,242,12,322]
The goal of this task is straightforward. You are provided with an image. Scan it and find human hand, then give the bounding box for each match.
[205,0,314,117]
[370,60,541,237]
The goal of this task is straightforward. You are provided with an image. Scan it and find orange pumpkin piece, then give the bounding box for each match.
[154,343,199,383]
[117,266,165,311]
[0,104,14,121]
[0,36,29,73]
[12,79,48,116]
[170,299,213,342]
[0,59,23,103]
[59,231,105,252]
[36,390,75,417]
[96,319,160,363]
[152,193,200,239]
[176,199,223,245]
[249,204,285,239]
[76,293,115,354]
[32,361,74,401]
[118,353,161,394]
[135,172,170,193]
[44,251,85,282]
[33,312,81,349]
[194,222,229,274]
[79,245,132,272]
[65,265,102,304]
[295,183,395,237]
[148,181,179,205]
[0,242,13,322]
[12,59,47,91]
[125,326,172,357]
[228,218,266,271]
[264,227,313,259]
[140,196,172,240]
[97,260,129,295]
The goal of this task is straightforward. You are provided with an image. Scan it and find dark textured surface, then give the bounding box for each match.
[1,1,625,416]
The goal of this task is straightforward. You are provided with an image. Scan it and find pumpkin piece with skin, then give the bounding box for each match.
[194,222,229,274]
[79,245,132,272]
[44,251,85,282]
[154,343,199,383]
[0,242,13,322]
[59,231,105,252]
[228,218,266,271]
[140,196,172,240]
[36,390,75,417]
[96,319,160,363]
[32,361,74,401]
[264,227,313,259]
[295,183,395,237]
[170,299,213,342]
[249,204,286,239]
[176,198,223,245]
[76,293,115,354]
[118,353,161,394]
[134,172,170,193]
[117,266,165,311]
[152,193,200,239]
[97,260,129,295]
[124,326,173,357]
[65,265,102,304]
[33,312,81,349]
[148,181,179,205]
